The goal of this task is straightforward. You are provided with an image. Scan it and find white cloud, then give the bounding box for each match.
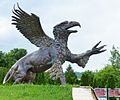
[0,18,11,37]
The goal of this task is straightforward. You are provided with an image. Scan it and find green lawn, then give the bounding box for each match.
[0,84,72,100]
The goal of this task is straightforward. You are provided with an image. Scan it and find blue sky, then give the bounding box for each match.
[0,0,120,72]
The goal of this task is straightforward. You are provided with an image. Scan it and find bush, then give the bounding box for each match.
[34,72,60,85]
[0,67,9,84]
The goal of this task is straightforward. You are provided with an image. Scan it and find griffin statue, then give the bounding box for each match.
[3,4,106,85]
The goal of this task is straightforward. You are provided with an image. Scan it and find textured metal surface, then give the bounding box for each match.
[3,4,106,85]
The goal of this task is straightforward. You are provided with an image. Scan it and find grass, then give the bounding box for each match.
[0,84,72,100]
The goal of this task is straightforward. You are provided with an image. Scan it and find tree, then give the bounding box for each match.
[6,48,27,61]
[5,48,27,68]
[93,66,118,88]
[33,72,60,85]
[34,73,45,84]
[109,46,120,69]
[81,70,94,86]
[65,64,78,84]
[0,67,9,84]
[0,51,7,67]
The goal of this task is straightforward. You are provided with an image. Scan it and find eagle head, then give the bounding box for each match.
[53,21,81,39]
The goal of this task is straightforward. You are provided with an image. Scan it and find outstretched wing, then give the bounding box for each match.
[12,4,54,47]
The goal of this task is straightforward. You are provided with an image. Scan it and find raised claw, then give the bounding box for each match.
[97,45,106,50]
[90,41,106,55]
[92,41,101,48]
[97,49,106,53]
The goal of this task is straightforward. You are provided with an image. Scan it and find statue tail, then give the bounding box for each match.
[3,65,18,84]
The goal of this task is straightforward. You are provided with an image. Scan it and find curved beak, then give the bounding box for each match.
[67,21,81,29]
[66,21,81,33]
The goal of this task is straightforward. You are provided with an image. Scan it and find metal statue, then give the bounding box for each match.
[3,4,106,85]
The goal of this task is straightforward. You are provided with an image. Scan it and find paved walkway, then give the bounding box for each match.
[72,87,98,100]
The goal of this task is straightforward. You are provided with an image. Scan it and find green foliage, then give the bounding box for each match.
[81,70,94,86]
[0,85,72,100]
[0,51,7,67]
[0,48,27,68]
[109,46,120,69]
[0,67,9,84]
[5,48,27,68]
[93,66,119,88]
[80,65,120,88]
[65,64,78,84]
[34,72,60,85]
[7,48,27,60]
[34,73,45,84]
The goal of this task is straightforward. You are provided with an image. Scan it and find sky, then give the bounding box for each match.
[0,0,120,72]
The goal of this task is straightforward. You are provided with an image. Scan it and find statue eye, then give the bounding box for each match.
[56,43,60,46]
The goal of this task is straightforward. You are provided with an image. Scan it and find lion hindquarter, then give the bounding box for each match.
[13,47,58,83]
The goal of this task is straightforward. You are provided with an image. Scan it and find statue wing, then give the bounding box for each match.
[12,4,54,47]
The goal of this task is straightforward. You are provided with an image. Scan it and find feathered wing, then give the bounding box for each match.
[12,4,54,47]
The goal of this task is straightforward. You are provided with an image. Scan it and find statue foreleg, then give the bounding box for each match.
[13,64,34,84]
[48,60,66,85]
[13,72,26,84]
[66,41,106,68]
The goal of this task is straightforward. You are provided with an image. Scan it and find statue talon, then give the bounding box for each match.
[88,41,106,56]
